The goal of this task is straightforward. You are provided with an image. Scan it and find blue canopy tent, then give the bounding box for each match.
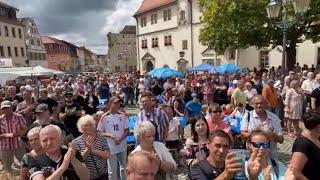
[188,62,215,72]
[215,64,247,74]
[148,67,184,79]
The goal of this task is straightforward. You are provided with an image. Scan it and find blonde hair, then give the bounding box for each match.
[127,150,158,172]
[27,126,42,139]
[77,115,96,133]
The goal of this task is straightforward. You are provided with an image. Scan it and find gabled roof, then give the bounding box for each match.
[41,36,65,45]
[120,25,136,34]
[134,0,176,16]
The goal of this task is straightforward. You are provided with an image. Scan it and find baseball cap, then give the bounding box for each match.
[233,80,238,84]
[0,100,12,109]
[35,104,49,113]
[109,96,121,103]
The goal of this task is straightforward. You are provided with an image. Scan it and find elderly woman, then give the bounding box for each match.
[246,130,287,180]
[20,126,44,180]
[73,115,110,180]
[132,121,176,180]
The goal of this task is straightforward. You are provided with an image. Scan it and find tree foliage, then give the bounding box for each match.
[199,0,320,56]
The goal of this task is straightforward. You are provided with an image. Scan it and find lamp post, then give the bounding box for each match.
[267,0,310,73]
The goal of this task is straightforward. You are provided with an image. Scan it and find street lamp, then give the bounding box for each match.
[267,0,310,72]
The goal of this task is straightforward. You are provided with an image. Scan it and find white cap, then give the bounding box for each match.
[233,80,238,84]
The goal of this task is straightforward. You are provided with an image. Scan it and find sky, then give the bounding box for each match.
[5,0,143,54]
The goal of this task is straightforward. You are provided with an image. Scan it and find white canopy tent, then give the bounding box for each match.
[0,65,65,85]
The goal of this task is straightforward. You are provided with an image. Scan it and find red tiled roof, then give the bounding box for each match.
[134,0,176,16]
[41,36,65,45]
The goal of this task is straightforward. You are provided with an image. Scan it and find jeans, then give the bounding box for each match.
[107,151,127,180]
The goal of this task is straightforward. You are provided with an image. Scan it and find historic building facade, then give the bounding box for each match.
[0,1,27,67]
[107,25,137,72]
[19,17,47,67]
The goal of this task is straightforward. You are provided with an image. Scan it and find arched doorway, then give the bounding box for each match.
[177,58,188,72]
[145,61,154,72]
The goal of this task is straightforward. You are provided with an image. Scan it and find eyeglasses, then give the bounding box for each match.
[212,109,222,113]
[251,142,270,149]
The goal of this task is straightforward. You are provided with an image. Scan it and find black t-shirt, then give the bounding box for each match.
[189,159,227,180]
[60,103,81,138]
[311,88,320,109]
[292,136,320,180]
[28,147,83,180]
[74,95,85,108]
[21,120,71,142]
[37,98,58,114]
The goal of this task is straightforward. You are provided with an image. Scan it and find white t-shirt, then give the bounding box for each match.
[97,112,129,154]
[167,118,180,141]
[244,88,258,100]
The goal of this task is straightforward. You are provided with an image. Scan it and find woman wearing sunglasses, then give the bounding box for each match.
[207,104,233,140]
[246,130,287,180]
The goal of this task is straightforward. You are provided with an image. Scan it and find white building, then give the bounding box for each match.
[134,0,320,72]
[20,17,47,67]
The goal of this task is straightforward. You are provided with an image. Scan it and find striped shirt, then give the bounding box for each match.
[136,108,169,141]
[74,133,109,179]
[0,113,27,150]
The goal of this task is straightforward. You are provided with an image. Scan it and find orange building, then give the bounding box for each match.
[41,36,73,72]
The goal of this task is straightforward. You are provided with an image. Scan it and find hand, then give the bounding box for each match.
[61,147,74,170]
[3,133,14,138]
[267,131,278,142]
[247,149,262,180]
[114,138,123,145]
[285,164,297,180]
[68,142,77,160]
[221,152,244,179]
[263,165,272,180]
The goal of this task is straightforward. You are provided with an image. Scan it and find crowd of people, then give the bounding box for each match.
[0,63,319,180]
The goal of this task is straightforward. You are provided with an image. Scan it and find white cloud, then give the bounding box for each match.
[101,0,142,35]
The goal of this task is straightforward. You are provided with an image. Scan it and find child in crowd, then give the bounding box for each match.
[163,106,183,151]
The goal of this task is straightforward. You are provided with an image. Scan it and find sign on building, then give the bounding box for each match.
[0,58,13,68]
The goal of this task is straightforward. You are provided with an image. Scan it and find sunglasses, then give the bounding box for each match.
[251,142,270,149]
[212,109,222,113]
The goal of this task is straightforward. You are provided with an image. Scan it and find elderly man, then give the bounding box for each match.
[0,100,27,179]
[231,79,246,107]
[28,125,90,180]
[5,85,23,111]
[240,95,284,159]
[21,104,71,143]
[126,151,159,180]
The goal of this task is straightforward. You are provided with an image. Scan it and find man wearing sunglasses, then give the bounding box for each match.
[241,95,284,160]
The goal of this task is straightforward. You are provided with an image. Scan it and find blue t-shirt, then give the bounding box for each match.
[186,101,201,117]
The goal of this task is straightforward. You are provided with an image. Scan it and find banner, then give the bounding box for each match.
[0,58,13,68]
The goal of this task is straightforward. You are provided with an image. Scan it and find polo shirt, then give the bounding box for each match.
[185,101,201,117]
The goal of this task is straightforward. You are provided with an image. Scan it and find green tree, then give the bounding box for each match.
[199,0,320,70]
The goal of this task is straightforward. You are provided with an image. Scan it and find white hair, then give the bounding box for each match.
[77,115,96,133]
[27,126,42,139]
[39,124,62,139]
[134,121,156,141]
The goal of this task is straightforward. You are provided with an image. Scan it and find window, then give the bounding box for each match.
[259,50,269,68]
[0,46,4,57]
[141,17,147,27]
[152,38,159,48]
[115,66,121,72]
[164,35,172,46]
[18,28,22,39]
[5,26,8,36]
[7,46,11,57]
[141,39,148,49]
[151,14,157,24]
[118,54,123,60]
[317,47,320,65]
[14,47,18,57]
[49,45,53,51]
[30,39,35,45]
[0,24,1,36]
[229,49,236,60]
[180,10,186,20]
[37,40,41,46]
[21,47,25,57]
[182,40,188,50]
[12,27,15,38]
[163,9,171,21]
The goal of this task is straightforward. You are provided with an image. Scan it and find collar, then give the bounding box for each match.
[252,110,270,119]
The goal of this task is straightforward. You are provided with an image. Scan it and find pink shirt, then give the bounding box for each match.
[207,118,233,138]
